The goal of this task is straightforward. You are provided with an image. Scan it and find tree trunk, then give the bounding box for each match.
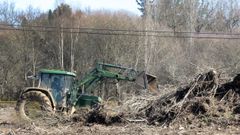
[70,28,74,72]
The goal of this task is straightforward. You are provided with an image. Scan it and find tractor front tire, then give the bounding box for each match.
[16,91,53,121]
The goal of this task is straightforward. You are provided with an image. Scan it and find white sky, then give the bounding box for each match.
[6,0,141,15]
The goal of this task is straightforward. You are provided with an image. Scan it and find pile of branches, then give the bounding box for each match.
[145,70,240,126]
[77,70,240,126]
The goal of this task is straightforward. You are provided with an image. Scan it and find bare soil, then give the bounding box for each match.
[0,106,239,135]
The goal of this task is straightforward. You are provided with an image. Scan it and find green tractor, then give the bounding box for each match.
[16,62,157,121]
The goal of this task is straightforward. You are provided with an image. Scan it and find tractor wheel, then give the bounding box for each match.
[16,91,53,121]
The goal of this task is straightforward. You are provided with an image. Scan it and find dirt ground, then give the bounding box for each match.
[0,106,240,135]
[2,71,240,135]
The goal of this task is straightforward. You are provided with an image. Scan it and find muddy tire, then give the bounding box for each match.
[16,91,53,121]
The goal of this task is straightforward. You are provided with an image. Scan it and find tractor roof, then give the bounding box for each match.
[39,69,76,77]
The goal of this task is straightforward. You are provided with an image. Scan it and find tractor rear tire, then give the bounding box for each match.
[16,91,53,121]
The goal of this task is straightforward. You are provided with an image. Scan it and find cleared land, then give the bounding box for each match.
[1,70,240,135]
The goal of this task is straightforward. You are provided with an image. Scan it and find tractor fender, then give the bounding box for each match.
[21,87,56,110]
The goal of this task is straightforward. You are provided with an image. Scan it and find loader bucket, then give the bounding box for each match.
[135,71,158,94]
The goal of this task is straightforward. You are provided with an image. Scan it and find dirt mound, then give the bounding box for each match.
[144,70,240,126]
[86,109,123,125]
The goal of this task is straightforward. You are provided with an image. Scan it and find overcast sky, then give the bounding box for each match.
[7,0,141,15]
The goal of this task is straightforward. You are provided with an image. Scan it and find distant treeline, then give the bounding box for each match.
[0,0,240,100]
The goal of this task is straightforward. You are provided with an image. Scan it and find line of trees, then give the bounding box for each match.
[0,0,240,100]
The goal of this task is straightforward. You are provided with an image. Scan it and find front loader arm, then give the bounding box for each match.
[69,62,156,106]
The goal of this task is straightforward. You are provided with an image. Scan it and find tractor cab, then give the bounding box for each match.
[38,69,76,106]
